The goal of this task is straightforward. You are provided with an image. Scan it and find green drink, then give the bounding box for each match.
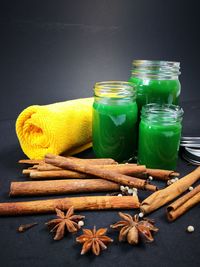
[138,104,184,170]
[92,81,138,162]
[129,77,180,111]
[128,60,181,111]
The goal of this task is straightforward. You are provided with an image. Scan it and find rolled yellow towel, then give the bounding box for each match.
[16,98,93,159]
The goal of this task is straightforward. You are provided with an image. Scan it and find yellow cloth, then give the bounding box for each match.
[16,98,93,159]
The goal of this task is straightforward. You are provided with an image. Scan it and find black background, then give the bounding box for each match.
[0,1,200,267]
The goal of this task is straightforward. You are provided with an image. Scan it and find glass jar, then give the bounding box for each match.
[128,60,181,111]
[92,81,138,162]
[138,104,184,170]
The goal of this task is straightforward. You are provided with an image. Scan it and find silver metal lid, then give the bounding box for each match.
[180,137,200,165]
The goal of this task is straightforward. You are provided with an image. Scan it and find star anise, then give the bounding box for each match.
[46,206,85,240]
[111,212,158,245]
[76,226,113,256]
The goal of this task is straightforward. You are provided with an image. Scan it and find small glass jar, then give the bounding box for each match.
[128,60,181,111]
[92,81,138,162]
[138,104,184,170]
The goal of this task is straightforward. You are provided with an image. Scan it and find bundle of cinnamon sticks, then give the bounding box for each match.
[20,155,179,182]
[166,184,200,221]
[140,166,200,221]
[9,153,184,198]
[0,153,199,221]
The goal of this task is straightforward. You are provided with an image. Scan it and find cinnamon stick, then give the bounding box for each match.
[146,169,180,181]
[24,163,61,171]
[27,167,175,181]
[45,154,157,191]
[23,169,37,175]
[35,163,62,171]
[140,166,200,214]
[167,185,200,221]
[10,179,120,196]
[37,163,142,173]
[19,156,118,165]
[25,164,146,180]
[19,159,42,165]
[68,156,118,165]
[0,196,140,216]
[28,170,90,179]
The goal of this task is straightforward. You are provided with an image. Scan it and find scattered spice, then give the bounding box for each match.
[138,212,144,218]
[76,226,113,256]
[111,212,158,245]
[78,220,84,228]
[128,188,133,194]
[167,177,179,186]
[187,225,194,233]
[17,222,38,233]
[167,179,173,186]
[107,186,138,197]
[148,176,153,181]
[46,206,85,240]
[120,185,125,191]
[189,186,194,191]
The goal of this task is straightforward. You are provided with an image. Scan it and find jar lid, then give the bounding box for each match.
[180,137,200,165]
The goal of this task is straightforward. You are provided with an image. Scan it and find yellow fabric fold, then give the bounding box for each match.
[16,98,93,159]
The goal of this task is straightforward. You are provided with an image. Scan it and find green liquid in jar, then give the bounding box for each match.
[138,119,182,170]
[129,77,181,111]
[92,99,138,162]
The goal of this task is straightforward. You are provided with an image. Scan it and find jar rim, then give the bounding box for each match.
[132,60,180,67]
[131,60,181,79]
[141,103,184,122]
[94,81,136,98]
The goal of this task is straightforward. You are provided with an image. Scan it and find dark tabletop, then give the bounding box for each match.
[0,1,200,267]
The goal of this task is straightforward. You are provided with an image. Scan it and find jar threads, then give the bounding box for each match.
[131,60,181,80]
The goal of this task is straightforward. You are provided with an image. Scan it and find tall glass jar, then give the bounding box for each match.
[138,104,184,170]
[128,60,181,111]
[92,81,138,162]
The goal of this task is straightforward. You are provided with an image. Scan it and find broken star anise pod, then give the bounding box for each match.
[46,206,85,240]
[111,212,158,245]
[76,226,113,256]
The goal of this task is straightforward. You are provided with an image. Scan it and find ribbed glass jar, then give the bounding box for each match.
[138,104,184,170]
[92,81,138,162]
[129,60,181,111]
